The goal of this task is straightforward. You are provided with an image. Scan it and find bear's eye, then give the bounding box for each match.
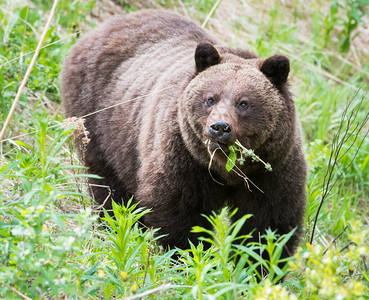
[238,101,248,110]
[207,97,216,106]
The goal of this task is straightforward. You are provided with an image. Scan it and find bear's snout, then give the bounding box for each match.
[209,121,232,142]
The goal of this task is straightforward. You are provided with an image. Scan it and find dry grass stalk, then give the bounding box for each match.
[201,0,222,28]
[122,283,172,300]
[63,117,91,151]
[0,0,59,142]
[206,143,225,186]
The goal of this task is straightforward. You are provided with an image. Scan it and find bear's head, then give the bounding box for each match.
[178,42,297,184]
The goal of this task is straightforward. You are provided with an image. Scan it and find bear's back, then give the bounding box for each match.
[61,10,215,119]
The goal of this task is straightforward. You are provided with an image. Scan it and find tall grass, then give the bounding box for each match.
[0,0,368,298]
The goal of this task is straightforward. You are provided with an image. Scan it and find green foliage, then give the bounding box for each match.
[239,228,297,283]
[175,209,296,299]
[322,0,369,52]
[0,119,98,298]
[103,200,151,274]
[163,0,218,13]
[111,0,138,12]
[96,200,176,298]
[1,0,368,298]
[290,222,369,299]
[0,0,95,123]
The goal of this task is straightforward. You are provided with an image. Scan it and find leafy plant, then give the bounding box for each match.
[88,199,177,299]
[0,118,98,298]
[226,140,272,172]
[176,208,297,298]
[290,221,369,299]
[323,0,369,52]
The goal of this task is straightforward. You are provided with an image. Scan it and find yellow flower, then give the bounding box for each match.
[42,224,48,232]
[121,271,128,281]
[131,284,138,294]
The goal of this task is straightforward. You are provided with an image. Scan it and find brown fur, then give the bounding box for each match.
[61,10,307,257]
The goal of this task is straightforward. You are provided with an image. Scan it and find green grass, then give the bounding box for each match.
[0,0,368,298]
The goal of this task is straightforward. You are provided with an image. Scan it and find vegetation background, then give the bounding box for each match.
[0,0,368,298]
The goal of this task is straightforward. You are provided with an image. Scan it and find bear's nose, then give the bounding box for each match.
[209,121,231,142]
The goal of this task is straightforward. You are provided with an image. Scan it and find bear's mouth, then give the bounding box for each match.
[207,140,230,155]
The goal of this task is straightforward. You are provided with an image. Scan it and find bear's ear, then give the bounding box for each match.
[195,42,221,72]
[260,55,290,87]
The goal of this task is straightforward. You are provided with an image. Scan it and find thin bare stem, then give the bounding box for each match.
[202,0,222,28]
[258,232,264,279]
[89,184,112,211]
[0,86,175,144]
[340,242,355,253]
[310,91,369,244]
[323,225,349,255]
[10,288,32,300]
[207,142,225,186]
[82,86,174,119]
[122,283,172,300]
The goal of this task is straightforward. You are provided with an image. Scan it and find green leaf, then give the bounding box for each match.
[19,6,29,20]
[226,147,237,172]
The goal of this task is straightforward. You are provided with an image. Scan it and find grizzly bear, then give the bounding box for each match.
[61,10,307,259]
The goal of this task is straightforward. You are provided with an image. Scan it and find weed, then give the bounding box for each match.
[323,0,369,52]
[0,118,98,298]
